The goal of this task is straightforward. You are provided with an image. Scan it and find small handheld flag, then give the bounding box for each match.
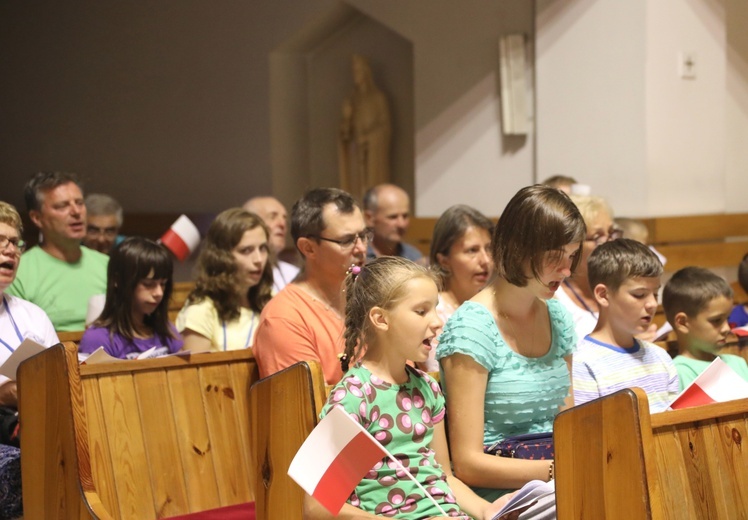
[670,357,748,410]
[288,406,387,515]
[160,215,200,262]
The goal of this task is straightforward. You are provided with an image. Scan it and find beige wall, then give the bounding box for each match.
[351,0,535,218]
[2,0,747,222]
[536,0,649,217]
[537,0,747,218]
[726,0,748,213]
[645,0,726,216]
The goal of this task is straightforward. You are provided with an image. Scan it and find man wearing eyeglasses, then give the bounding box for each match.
[82,193,124,254]
[7,172,108,331]
[253,188,367,385]
[363,184,423,264]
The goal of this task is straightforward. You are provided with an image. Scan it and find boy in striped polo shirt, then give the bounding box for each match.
[572,239,679,413]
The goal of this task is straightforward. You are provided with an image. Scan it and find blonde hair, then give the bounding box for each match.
[615,217,649,245]
[0,202,23,234]
[569,194,613,227]
[341,257,438,371]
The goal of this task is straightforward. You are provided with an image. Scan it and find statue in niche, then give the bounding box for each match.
[338,54,392,200]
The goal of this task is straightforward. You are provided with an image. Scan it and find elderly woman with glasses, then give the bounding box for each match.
[554,194,631,341]
[0,201,59,518]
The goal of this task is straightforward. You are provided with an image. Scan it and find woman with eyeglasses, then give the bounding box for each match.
[0,201,59,518]
[176,208,273,352]
[554,194,626,341]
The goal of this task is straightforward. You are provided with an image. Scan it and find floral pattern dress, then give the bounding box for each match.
[322,364,470,519]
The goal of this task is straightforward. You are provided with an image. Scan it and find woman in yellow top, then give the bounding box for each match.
[177,208,273,352]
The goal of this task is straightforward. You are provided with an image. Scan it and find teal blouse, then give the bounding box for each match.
[436,299,575,499]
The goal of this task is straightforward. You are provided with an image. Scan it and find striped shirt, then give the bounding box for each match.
[573,336,679,413]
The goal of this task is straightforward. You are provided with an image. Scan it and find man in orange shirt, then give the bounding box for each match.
[253,188,368,385]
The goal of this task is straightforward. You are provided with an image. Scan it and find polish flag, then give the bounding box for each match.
[160,215,200,261]
[670,357,748,410]
[288,406,387,515]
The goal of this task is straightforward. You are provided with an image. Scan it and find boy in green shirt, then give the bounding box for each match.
[662,266,748,391]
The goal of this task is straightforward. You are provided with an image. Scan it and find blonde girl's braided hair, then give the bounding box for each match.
[340,257,438,372]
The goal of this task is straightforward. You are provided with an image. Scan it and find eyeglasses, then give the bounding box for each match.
[311,229,374,249]
[86,225,119,239]
[0,235,26,253]
[585,226,623,246]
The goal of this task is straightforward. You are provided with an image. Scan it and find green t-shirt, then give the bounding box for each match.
[7,245,108,331]
[673,354,748,391]
[322,364,468,519]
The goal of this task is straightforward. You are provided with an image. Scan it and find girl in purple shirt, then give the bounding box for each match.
[80,237,183,359]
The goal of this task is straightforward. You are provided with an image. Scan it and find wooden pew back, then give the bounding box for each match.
[249,360,327,520]
[554,388,748,519]
[19,342,260,519]
[56,330,85,345]
[404,213,748,275]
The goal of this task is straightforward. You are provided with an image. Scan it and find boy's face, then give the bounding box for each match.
[677,295,732,360]
[599,276,660,336]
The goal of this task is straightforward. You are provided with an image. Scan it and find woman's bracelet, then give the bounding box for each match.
[548,460,555,481]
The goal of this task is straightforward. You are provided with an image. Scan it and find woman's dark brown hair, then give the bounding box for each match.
[492,185,586,287]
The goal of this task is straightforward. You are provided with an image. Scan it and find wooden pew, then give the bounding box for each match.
[18,342,259,519]
[249,360,327,520]
[56,330,85,344]
[732,280,748,305]
[554,388,748,519]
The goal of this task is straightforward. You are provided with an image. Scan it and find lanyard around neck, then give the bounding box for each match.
[222,312,256,351]
[0,296,24,354]
[563,280,597,317]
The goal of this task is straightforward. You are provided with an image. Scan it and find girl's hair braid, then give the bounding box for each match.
[339,257,438,372]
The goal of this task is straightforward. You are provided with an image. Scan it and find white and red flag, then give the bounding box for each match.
[287,406,387,515]
[670,357,748,410]
[160,215,200,261]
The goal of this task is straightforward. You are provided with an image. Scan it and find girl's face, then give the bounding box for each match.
[132,268,168,318]
[528,242,581,299]
[438,226,492,300]
[232,226,269,291]
[380,277,442,364]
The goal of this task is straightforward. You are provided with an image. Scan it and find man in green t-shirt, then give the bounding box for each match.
[7,172,108,331]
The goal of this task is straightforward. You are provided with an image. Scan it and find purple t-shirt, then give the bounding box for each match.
[79,325,183,360]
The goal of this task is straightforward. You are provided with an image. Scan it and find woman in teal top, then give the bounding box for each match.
[437,185,585,502]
